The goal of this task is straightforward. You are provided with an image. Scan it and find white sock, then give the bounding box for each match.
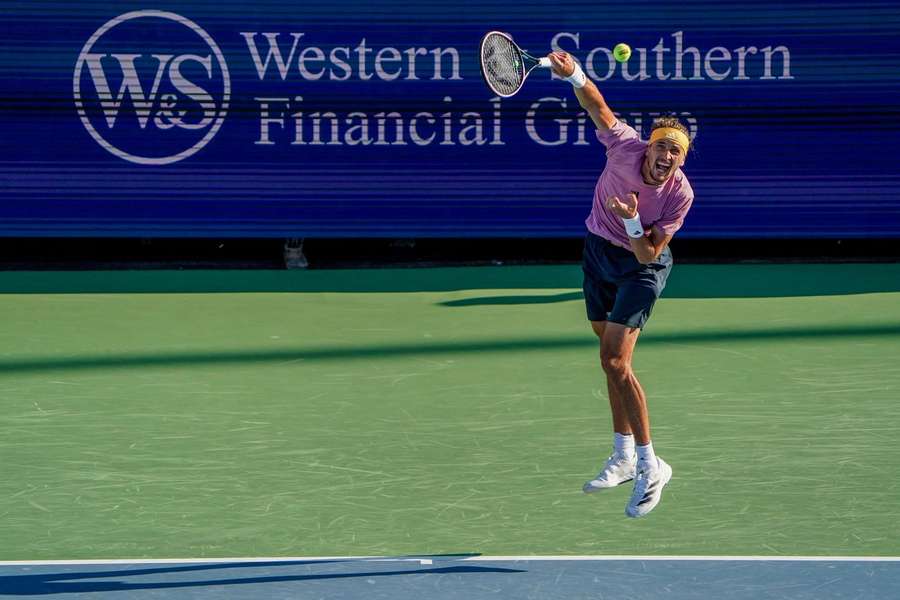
[614,433,635,458]
[636,442,657,470]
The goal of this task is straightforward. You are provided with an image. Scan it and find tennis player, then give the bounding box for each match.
[548,51,694,517]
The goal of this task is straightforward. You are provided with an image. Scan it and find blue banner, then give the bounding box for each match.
[2,1,898,237]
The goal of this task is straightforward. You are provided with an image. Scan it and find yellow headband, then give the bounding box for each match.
[649,127,690,155]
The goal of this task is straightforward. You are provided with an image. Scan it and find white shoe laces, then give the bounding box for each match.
[597,454,634,479]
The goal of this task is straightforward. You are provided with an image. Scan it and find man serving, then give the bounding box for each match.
[548,50,694,518]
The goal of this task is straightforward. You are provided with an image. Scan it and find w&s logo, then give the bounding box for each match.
[73,11,230,165]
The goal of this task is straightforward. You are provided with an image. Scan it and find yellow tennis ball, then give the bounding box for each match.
[613,43,632,63]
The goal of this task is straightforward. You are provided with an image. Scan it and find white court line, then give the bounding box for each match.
[465,555,900,562]
[0,555,898,566]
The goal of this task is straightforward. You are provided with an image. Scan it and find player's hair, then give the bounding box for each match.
[650,116,691,150]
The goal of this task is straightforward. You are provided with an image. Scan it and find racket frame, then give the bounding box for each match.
[479,30,551,98]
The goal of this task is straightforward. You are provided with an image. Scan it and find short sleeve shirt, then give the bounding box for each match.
[586,121,694,249]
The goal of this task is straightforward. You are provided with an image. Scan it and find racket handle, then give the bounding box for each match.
[538,57,551,68]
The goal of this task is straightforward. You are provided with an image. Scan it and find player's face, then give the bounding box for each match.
[643,139,685,184]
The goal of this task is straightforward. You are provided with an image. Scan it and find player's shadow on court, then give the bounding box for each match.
[440,291,583,306]
[0,558,524,596]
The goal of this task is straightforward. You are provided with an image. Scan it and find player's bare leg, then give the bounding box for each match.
[582,320,637,493]
[600,322,672,517]
[600,323,648,444]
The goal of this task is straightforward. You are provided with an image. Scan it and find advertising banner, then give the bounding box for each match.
[2,1,898,237]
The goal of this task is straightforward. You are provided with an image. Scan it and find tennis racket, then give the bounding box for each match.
[479,31,551,98]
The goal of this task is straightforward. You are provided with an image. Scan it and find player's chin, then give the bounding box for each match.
[651,166,672,183]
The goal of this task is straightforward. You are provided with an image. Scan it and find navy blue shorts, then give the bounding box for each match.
[582,231,673,329]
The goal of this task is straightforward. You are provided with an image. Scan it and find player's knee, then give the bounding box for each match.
[600,352,630,378]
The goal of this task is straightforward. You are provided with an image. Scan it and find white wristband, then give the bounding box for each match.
[565,63,587,88]
[622,213,644,238]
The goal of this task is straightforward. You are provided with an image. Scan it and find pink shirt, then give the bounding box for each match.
[585,121,694,249]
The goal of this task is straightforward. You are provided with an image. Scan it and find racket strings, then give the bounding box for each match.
[481,34,524,96]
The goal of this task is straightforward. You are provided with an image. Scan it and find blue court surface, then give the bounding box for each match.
[1,556,897,599]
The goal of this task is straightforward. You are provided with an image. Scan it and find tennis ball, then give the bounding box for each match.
[613,43,632,63]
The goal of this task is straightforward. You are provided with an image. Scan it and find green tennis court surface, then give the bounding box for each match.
[1,264,898,561]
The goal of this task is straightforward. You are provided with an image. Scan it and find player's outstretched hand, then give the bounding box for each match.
[547,51,575,78]
[607,192,639,219]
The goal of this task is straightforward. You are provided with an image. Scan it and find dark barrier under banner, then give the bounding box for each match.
[2,1,899,238]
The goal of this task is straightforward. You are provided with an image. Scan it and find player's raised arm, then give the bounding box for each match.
[547,51,616,132]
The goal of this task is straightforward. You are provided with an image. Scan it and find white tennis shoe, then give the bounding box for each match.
[625,457,673,518]
[583,453,637,493]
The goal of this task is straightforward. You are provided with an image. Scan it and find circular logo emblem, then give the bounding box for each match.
[73,11,230,165]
